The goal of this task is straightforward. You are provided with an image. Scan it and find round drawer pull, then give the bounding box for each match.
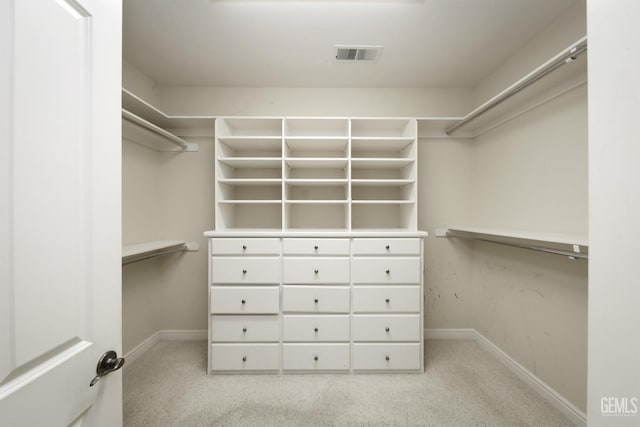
[242,269,247,274]
[242,356,247,362]
[385,269,390,274]
[314,356,318,361]
[314,299,319,303]
[385,327,390,332]
[242,327,247,333]
[385,245,390,250]
[314,327,319,333]
[314,245,319,250]
[385,355,390,361]
[242,245,247,250]
[241,299,246,304]
[385,298,390,303]
[314,269,319,274]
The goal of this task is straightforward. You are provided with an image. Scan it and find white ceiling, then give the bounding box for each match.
[123,0,578,88]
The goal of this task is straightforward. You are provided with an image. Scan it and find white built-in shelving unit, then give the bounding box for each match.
[215,117,418,232]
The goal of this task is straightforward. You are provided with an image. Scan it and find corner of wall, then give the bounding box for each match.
[122,59,161,106]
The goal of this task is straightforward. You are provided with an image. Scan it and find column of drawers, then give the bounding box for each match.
[209,238,281,372]
[281,238,351,372]
[351,238,423,372]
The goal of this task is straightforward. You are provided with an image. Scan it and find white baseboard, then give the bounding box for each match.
[123,331,160,368]
[424,328,476,340]
[426,328,586,427]
[124,329,207,368]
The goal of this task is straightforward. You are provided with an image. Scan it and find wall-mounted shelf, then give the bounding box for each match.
[436,226,588,260]
[122,240,199,265]
[122,88,213,131]
[122,88,212,151]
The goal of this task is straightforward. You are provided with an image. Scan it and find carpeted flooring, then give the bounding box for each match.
[123,339,575,427]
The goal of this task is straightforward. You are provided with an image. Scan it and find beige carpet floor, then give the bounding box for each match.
[123,339,575,427]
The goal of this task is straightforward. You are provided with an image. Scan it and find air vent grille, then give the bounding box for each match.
[335,46,383,62]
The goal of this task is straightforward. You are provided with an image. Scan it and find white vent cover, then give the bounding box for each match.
[335,46,383,62]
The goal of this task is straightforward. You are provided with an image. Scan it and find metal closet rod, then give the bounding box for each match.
[445,230,588,260]
[445,38,588,136]
[122,108,189,149]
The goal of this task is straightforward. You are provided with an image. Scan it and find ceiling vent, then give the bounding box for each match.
[335,46,383,62]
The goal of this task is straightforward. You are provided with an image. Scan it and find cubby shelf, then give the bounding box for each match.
[351,179,414,186]
[285,158,349,168]
[217,157,282,168]
[351,158,414,168]
[218,179,281,186]
[215,117,418,231]
[218,200,282,204]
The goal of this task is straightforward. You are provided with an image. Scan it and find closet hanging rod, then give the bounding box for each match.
[445,37,588,136]
[443,228,588,260]
[122,108,189,149]
[122,243,188,265]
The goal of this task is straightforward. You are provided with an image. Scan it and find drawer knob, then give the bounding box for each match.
[385,327,390,332]
[385,269,390,274]
[242,356,247,362]
[314,356,318,362]
[242,327,247,333]
[314,299,319,303]
[314,269,319,274]
[385,355,390,361]
[314,327,318,333]
[242,245,247,250]
[241,299,246,304]
[242,269,247,274]
[385,245,390,250]
[314,245,319,250]
[385,298,390,303]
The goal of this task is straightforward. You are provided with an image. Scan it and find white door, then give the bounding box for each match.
[0,0,122,426]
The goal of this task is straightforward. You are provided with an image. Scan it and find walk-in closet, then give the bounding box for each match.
[120,1,591,424]
[7,0,638,426]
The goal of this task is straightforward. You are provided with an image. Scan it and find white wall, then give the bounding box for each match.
[122,137,163,353]
[418,138,474,328]
[588,1,640,425]
[158,87,470,118]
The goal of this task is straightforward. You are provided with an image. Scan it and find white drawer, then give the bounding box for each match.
[283,315,350,342]
[352,238,421,255]
[211,238,280,255]
[211,257,280,284]
[283,257,349,284]
[353,343,421,371]
[283,238,350,255]
[210,286,279,314]
[352,315,421,342]
[352,257,420,284]
[283,344,350,371]
[282,286,350,313]
[211,344,279,371]
[211,315,280,342]
[352,286,420,313]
